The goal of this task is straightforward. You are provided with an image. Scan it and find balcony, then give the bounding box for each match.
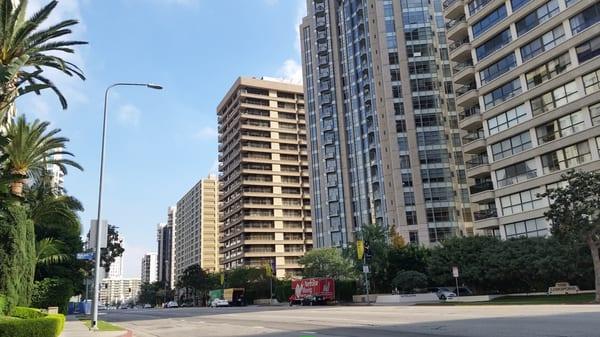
[449,38,472,62]
[456,83,479,108]
[469,181,493,194]
[443,0,465,20]
[466,155,490,178]
[453,60,475,85]
[473,208,497,221]
[446,17,468,42]
[462,130,486,154]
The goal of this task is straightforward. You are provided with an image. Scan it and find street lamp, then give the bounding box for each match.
[91,82,163,329]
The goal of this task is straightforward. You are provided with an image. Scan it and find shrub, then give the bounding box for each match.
[31,278,73,314]
[0,294,7,315]
[335,279,358,302]
[0,307,65,337]
[391,271,428,293]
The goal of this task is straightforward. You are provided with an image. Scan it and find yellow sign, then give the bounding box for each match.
[220,273,224,285]
[357,240,364,260]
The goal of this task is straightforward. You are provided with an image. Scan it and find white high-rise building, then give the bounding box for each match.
[141,252,158,284]
[106,255,123,279]
[99,278,141,306]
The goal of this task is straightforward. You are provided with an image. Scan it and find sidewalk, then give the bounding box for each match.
[59,316,131,337]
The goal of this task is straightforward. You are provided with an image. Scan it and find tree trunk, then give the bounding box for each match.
[588,239,600,303]
[9,178,25,197]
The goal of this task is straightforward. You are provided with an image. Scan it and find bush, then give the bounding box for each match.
[0,307,65,337]
[31,278,73,313]
[335,280,358,302]
[0,294,7,315]
[391,271,428,293]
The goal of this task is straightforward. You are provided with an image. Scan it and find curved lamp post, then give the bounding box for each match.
[91,83,163,329]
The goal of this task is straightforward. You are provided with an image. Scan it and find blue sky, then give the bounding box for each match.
[16,0,306,277]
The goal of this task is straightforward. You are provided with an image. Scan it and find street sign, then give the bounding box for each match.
[363,265,369,273]
[452,266,459,278]
[356,240,364,260]
[77,252,95,260]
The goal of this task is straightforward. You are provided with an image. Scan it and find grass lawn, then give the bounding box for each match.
[418,293,596,306]
[80,319,125,331]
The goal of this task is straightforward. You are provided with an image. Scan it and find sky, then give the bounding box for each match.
[16,0,307,277]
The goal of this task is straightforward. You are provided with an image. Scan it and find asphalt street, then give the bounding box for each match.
[101,304,600,337]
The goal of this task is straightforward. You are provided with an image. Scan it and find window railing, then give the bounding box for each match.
[474,208,498,220]
[466,155,489,168]
[469,181,494,194]
[456,83,477,96]
[446,16,466,30]
[462,129,484,143]
[450,37,470,51]
[496,169,538,187]
[460,106,481,120]
[469,0,494,16]
[443,0,460,9]
[453,60,474,73]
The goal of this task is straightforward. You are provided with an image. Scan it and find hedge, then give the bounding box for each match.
[0,307,65,337]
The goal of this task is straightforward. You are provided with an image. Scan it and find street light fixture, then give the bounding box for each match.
[91,82,163,329]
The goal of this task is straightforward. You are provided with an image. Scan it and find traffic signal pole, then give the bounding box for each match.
[363,254,370,305]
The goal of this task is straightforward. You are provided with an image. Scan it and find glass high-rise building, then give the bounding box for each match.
[444,0,600,238]
[301,0,473,247]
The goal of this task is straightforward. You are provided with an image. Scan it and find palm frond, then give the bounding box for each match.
[36,238,70,266]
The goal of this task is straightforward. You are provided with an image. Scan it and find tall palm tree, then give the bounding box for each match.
[2,114,82,196]
[36,237,69,266]
[0,0,87,126]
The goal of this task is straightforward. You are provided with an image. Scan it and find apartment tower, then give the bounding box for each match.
[218,77,312,278]
[301,0,472,247]
[444,0,600,237]
[140,252,158,284]
[174,176,219,282]
[157,206,177,288]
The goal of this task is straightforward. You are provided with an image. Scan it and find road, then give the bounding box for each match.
[101,304,600,337]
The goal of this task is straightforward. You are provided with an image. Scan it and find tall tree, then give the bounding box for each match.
[0,0,87,126]
[101,225,124,273]
[299,248,357,280]
[541,170,600,303]
[2,115,82,196]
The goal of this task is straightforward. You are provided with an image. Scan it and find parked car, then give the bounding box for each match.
[211,299,229,307]
[429,287,457,300]
[166,301,179,308]
[119,304,129,309]
[143,304,152,309]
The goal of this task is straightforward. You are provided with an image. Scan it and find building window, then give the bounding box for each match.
[530,80,579,116]
[516,0,560,37]
[511,0,531,12]
[495,159,537,188]
[409,231,419,244]
[570,3,600,35]
[469,0,494,16]
[500,188,545,216]
[476,29,512,61]
[406,211,418,226]
[504,218,549,238]
[417,130,445,146]
[419,149,448,164]
[576,35,600,63]
[401,173,413,187]
[404,192,416,206]
[541,141,592,174]
[583,68,600,94]
[520,25,565,62]
[400,155,411,168]
[491,131,532,160]
[472,5,507,38]
[424,187,454,202]
[590,102,600,125]
[536,110,585,144]
[487,104,528,135]
[415,113,442,127]
[483,78,522,110]
[525,52,571,89]
[421,168,451,183]
[480,53,517,85]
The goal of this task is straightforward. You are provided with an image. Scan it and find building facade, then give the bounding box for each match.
[174,176,219,282]
[99,278,141,306]
[444,0,600,237]
[218,77,312,278]
[140,252,158,284]
[301,0,473,247]
[157,206,176,289]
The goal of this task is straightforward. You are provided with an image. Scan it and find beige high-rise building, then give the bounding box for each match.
[174,176,219,282]
[444,0,600,237]
[218,77,312,279]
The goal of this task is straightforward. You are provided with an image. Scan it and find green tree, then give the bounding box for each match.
[0,0,87,126]
[391,271,428,293]
[138,282,163,306]
[541,170,600,302]
[101,225,125,273]
[349,224,391,293]
[388,244,430,283]
[176,265,217,306]
[35,238,68,266]
[3,115,82,196]
[299,248,357,280]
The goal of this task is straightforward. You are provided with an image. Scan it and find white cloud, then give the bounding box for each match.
[117,104,142,127]
[194,126,218,141]
[277,59,303,85]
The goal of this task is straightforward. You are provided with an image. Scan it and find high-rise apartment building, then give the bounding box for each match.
[218,77,312,278]
[174,176,219,282]
[140,252,158,284]
[157,207,176,289]
[99,278,141,306]
[444,0,600,237]
[301,0,472,247]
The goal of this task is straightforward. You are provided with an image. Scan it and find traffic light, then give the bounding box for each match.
[364,241,372,260]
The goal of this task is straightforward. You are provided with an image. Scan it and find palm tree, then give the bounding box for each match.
[2,114,82,196]
[0,0,87,126]
[36,237,69,265]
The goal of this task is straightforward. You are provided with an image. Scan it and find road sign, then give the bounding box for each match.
[356,240,364,260]
[452,266,459,278]
[363,265,369,273]
[77,252,95,260]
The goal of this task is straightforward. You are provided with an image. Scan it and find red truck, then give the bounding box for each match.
[289,277,335,306]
